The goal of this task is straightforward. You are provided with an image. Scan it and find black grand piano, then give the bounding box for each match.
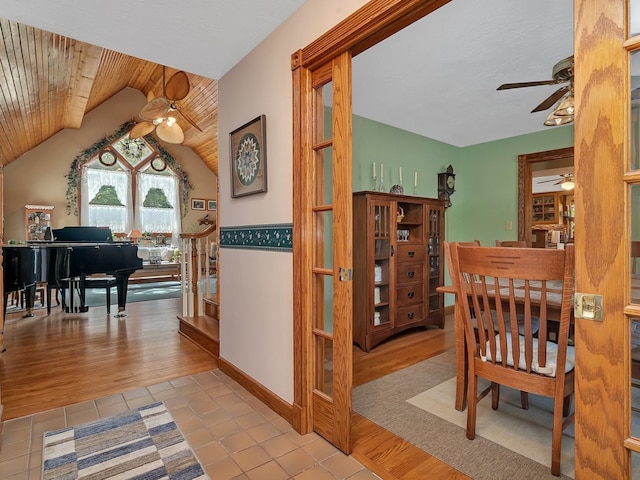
[3,226,143,316]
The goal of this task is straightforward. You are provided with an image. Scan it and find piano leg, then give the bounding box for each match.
[114,274,131,317]
[24,284,36,317]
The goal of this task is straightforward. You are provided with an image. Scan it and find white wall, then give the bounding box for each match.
[218,0,369,403]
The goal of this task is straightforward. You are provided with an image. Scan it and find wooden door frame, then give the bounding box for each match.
[291,0,453,436]
[517,146,574,245]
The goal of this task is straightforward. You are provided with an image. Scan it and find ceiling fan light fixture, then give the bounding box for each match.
[544,111,574,127]
[166,116,177,127]
[554,95,575,116]
[561,179,575,190]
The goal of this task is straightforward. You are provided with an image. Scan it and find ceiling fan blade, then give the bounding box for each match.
[174,106,203,132]
[497,80,562,90]
[531,85,571,113]
[538,178,561,183]
[129,121,155,139]
[156,121,185,144]
[165,71,191,102]
[139,97,171,121]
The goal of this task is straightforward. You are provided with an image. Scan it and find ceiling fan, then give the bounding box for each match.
[129,67,203,144]
[497,55,575,126]
[539,173,575,190]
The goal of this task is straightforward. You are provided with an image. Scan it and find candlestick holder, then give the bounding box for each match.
[371,176,377,191]
[379,179,385,192]
[413,186,418,195]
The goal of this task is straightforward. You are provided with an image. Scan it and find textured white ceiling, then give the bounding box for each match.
[0,0,574,147]
[353,0,574,147]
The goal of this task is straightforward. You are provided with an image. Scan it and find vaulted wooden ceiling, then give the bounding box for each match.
[0,19,218,174]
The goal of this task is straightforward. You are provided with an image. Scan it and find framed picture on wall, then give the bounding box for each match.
[207,200,217,211]
[230,115,267,198]
[191,198,205,210]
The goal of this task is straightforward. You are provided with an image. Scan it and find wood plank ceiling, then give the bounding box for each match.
[0,19,219,175]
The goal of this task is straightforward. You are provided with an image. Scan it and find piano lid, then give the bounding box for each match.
[52,226,114,243]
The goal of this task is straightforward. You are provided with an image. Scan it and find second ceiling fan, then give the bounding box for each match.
[130,67,203,144]
[497,55,575,126]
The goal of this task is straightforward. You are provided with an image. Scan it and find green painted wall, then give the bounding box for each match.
[456,127,574,246]
[351,114,574,305]
[352,114,460,197]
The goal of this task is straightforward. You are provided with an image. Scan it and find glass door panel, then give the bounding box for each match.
[308,52,352,453]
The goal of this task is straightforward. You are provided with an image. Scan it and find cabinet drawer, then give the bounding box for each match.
[396,263,423,284]
[396,284,424,306]
[396,303,424,326]
[397,244,425,263]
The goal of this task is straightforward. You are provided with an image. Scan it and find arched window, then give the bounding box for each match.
[78,129,182,245]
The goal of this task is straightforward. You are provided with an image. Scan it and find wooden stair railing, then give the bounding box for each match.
[179,224,217,318]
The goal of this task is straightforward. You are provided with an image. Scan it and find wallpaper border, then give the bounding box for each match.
[220,224,293,252]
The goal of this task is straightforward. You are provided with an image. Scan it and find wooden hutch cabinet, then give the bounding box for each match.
[352,191,445,352]
[532,193,559,224]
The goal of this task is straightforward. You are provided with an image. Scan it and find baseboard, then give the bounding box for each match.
[444,304,454,316]
[219,357,293,425]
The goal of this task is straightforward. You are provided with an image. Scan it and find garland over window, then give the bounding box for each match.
[65,120,193,217]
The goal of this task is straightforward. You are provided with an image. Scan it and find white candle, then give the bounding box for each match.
[373,162,376,179]
[399,167,402,184]
[381,163,384,181]
[414,171,418,188]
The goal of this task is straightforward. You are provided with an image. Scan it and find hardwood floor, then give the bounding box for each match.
[0,299,466,479]
[0,297,216,420]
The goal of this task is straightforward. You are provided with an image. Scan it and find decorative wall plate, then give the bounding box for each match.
[98,150,117,167]
[150,157,167,172]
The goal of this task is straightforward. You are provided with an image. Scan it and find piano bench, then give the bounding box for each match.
[84,277,118,314]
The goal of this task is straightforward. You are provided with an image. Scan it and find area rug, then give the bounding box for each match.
[352,349,574,479]
[408,377,575,478]
[42,401,209,480]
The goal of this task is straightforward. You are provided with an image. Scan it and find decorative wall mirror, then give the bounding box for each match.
[517,146,574,245]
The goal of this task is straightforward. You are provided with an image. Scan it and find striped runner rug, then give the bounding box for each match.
[42,402,209,480]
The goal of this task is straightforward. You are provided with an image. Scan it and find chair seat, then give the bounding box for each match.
[484,332,575,377]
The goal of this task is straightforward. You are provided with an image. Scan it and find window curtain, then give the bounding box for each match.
[80,166,132,234]
[136,172,181,245]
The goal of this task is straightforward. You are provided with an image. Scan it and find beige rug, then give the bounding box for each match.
[352,349,574,479]
[407,377,575,478]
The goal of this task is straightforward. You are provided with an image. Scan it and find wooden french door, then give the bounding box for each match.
[573,1,640,478]
[292,52,353,451]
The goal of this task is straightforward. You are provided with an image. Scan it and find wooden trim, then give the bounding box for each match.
[292,62,314,434]
[218,357,293,425]
[294,0,451,71]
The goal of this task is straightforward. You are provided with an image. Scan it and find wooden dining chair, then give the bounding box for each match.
[443,240,480,411]
[450,243,575,476]
[495,239,528,247]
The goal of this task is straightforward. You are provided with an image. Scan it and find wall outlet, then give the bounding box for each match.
[505,221,513,231]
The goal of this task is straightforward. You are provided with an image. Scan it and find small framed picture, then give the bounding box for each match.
[230,115,267,198]
[207,200,217,211]
[191,198,205,210]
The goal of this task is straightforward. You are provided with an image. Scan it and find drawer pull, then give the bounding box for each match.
[407,312,414,319]
[408,251,415,257]
[407,271,415,278]
[407,292,414,298]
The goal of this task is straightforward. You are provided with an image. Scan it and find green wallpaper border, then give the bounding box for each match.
[220,224,293,252]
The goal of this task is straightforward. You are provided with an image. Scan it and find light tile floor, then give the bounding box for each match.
[0,369,380,480]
